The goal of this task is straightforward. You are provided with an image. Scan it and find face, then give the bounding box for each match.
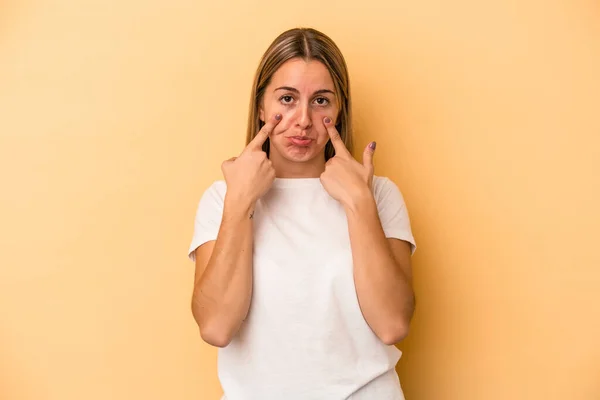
[259,58,339,163]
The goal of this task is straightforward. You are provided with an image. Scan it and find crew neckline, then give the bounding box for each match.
[271,177,322,188]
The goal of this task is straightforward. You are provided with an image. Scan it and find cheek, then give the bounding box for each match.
[273,114,293,136]
[264,101,292,134]
[268,103,339,139]
[315,109,338,143]
[316,129,330,147]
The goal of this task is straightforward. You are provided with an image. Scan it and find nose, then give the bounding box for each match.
[295,103,312,131]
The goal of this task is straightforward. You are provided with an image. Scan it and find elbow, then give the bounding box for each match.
[200,325,233,348]
[379,321,410,346]
[191,303,233,348]
[380,294,416,345]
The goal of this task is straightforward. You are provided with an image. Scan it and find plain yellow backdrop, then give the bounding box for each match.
[1,0,599,399]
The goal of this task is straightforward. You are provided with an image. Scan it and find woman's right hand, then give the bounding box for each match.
[221,114,282,205]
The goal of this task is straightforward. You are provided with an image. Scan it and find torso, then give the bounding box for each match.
[217,177,405,400]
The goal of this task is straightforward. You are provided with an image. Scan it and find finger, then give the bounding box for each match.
[221,157,236,171]
[363,141,376,168]
[221,157,236,168]
[324,117,351,158]
[246,113,282,152]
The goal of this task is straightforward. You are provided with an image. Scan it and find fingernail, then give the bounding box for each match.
[324,117,331,124]
[275,114,282,120]
[369,141,377,150]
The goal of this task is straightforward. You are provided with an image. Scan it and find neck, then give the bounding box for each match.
[269,148,326,178]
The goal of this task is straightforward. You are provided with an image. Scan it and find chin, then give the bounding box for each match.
[277,144,323,163]
[283,150,318,162]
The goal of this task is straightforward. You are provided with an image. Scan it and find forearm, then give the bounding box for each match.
[192,194,255,345]
[345,191,414,345]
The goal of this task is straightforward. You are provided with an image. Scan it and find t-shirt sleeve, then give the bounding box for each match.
[187,181,226,262]
[374,176,417,255]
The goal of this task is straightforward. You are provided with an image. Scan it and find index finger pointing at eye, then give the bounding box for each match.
[324,116,350,157]
[246,113,282,152]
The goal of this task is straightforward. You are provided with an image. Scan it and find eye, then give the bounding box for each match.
[313,97,330,106]
[280,95,294,104]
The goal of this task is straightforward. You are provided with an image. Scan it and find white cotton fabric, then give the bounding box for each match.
[189,176,416,400]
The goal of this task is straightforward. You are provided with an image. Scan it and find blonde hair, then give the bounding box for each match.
[245,27,353,160]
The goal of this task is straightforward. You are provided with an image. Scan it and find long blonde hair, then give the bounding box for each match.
[245,28,353,160]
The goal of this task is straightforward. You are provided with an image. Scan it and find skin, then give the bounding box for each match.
[259,58,337,178]
[192,58,415,348]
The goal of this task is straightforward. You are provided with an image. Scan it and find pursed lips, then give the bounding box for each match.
[287,136,313,146]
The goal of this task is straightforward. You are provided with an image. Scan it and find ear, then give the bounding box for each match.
[259,107,265,123]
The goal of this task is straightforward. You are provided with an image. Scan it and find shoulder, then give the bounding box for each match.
[194,180,227,212]
[201,180,227,199]
[372,175,406,205]
[209,179,227,194]
[372,175,395,192]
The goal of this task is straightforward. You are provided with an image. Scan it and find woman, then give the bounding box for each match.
[188,27,417,400]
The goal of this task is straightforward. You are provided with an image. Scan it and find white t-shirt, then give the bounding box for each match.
[188,176,416,400]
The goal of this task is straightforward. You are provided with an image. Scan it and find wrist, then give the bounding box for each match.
[343,186,376,215]
[224,192,256,220]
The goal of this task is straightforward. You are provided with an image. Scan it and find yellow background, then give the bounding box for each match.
[1,0,599,399]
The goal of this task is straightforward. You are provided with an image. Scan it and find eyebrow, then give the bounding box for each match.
[274,86,335,96]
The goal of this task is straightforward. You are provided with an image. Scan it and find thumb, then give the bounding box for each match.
[363,141,376,168]
[221,156,237,170]
[223,156,237,165]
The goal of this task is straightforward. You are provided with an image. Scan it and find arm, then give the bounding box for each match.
[191,195,255,348]
[190,114,281,347]
[319,117,415,346]
[344,191,415,345]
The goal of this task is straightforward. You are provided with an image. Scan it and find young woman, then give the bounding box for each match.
[188,27,417,400]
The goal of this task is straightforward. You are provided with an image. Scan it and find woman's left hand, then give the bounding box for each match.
[320,117,377,208]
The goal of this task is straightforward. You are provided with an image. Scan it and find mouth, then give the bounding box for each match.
[287,136,313,146]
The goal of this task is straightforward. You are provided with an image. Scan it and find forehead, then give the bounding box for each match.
[269,58,335,91]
